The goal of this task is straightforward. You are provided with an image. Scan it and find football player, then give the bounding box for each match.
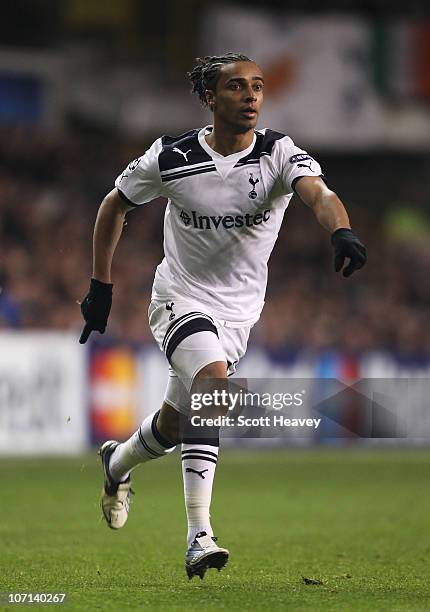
[79,53,366,579]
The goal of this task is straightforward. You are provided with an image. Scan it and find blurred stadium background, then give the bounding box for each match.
[1,0,429,452]
[2,2,430,610]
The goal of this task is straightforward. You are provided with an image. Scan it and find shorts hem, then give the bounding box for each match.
[163,398,181,412]
[188,356,228,391]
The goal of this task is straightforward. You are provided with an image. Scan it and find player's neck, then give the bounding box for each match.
[205,124,254,157]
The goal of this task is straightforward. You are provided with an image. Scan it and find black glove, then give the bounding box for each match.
[79,278,113,344]
[331,228,367,277]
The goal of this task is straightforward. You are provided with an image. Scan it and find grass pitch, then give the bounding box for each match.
[2,449,430,611]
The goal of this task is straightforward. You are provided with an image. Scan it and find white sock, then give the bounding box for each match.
[109,410,175,482]
[182,443,219,545]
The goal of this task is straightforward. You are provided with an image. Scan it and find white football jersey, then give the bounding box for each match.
[115,126,324,325]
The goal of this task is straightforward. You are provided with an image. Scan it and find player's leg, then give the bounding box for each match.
[148,298,228,551]
[164,322,231,579]
[165,319,251,579]
[100,402,178,529]
[108,403,179,481]
[99,299,222,531]
[146,298,248,577]
[181,360,227,543]
[181,359,230,579]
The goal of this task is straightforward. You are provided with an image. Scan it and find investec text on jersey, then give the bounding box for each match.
[180,209,271,230]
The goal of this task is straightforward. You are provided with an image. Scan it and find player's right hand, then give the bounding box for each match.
[79,278,113,344]
[331,228,367,278]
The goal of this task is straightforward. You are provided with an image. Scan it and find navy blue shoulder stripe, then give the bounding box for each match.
[159,129,212,173]
[234,129,286,167]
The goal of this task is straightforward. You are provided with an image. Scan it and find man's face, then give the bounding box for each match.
[206,61,264,133]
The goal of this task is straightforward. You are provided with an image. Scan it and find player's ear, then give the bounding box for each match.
[205,90,215,112]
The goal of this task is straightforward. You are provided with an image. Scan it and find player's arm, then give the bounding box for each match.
[295,176,349,233]
[295,176,367,277]
[79,188,133,344]
[79,139,163,343]
[93,188,133,283]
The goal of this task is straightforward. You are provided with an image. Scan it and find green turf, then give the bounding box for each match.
[1,449,430,611]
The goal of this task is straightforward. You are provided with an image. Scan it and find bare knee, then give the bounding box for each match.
[195,360,227,380]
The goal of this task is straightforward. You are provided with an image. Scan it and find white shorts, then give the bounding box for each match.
[148,297,252,415]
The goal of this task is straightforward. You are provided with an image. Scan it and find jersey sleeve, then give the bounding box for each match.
[115,138,163,206]
[274,137,324,194]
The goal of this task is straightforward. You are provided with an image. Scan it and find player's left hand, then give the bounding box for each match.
[331,228,367,277]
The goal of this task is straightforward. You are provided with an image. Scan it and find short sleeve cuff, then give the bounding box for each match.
[116,187,138,207]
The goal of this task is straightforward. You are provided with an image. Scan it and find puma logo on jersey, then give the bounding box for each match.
[173,147,192,162]
[186,467,209,479]
[248,173,260,199]
[297,162,313,171]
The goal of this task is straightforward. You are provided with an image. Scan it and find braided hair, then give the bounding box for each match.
[187,53,253,108]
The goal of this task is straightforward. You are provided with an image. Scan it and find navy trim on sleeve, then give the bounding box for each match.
[116,187,138,207]
[292,174,327,192]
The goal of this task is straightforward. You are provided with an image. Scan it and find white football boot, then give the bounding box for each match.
[99,440,132,530]
[185,531,229,580]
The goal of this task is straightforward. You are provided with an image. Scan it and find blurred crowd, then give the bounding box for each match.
[1,126,429,358]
